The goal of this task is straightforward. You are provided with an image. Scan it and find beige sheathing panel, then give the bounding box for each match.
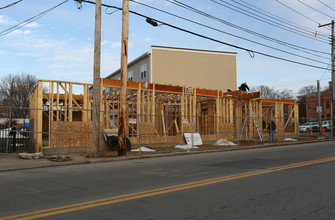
[151,47,237,91]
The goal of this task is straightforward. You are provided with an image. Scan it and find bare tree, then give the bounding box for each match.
[0,73,37,118]
[297,85,317,97]
[250,85,294,100]
[278,88,294,100]
[251,85,275,98]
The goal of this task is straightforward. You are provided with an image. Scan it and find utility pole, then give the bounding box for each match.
[92,0,102,155]
[317,80,322,136]
[319,20,335,138]
[118,0,129,156]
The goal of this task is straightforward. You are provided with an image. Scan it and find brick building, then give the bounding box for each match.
[305,93,332,121]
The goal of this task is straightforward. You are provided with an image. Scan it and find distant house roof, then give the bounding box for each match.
[105,52,149,79]
[151,45,237,55]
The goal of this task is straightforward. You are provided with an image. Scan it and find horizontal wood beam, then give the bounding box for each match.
[262,98,295,105]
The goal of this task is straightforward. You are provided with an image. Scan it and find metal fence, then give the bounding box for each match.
[0,106,32,154]
[0,105,333,156]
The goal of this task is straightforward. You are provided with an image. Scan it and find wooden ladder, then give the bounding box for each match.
[240,107,264,141]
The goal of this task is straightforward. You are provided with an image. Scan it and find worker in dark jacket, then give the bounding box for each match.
[268,119,276,142]
[238,82,250,93]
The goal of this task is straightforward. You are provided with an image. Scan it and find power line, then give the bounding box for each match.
[297,0,335,20]
[168,0,330,58]
[320,61,332,80]
[0,0,23,10]
[235,0,329,37]
[170,0,329,53]
[132,0,330,62]
[274,0,331,30]
[0,0,69,37]
[211,0,329,43]
[77,0,330,70]
[220,0,329,40]
[317,0,335,12]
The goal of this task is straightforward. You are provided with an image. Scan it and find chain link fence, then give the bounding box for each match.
[0,105,333,156]
[0,106,32,154]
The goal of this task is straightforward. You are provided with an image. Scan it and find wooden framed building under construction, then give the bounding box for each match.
[29,79,299,152]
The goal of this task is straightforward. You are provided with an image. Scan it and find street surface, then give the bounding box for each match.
[1,141,335,219]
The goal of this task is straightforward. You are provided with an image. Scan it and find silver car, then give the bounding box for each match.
[299,122,318,132]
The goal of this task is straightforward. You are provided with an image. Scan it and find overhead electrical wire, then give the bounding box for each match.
[131,0,330,62]
[297,0,335,20]
[233,0,329,38]
[317,0,335,12]
[168,0,330,57]
[0,0,69,37]
[76,0,330,71]
[0,0,23,10]
[320,60,332,80]
[274,0,331,30]
[218,0,329,40]
[211,0,329,43]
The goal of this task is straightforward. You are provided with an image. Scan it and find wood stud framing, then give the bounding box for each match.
[29,79,299,152]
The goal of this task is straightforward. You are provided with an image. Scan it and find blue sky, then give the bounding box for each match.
[0,0,333,94]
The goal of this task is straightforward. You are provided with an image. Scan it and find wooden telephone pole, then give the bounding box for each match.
[319,20,335,138]
[118,0,129,156]
[92,0,102,155]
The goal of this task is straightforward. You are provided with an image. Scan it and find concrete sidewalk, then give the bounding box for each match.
[0,138,331,172]
[0,154,96,172]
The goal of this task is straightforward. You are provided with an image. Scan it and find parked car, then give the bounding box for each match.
[311,123,320,132]
[322,120,332,131]
[310,121,332,132]
[299,122,318,132]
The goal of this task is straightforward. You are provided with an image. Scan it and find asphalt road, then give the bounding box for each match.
[1,141,335,219]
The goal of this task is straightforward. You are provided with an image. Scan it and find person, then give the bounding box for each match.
[268,118,276,142]
[238,82,250,93]
[9,121,17,152]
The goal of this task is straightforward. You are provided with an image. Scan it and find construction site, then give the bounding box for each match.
[28,78,299,153]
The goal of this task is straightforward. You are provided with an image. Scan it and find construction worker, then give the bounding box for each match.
[268,118,276,143]
[238,82,250,93]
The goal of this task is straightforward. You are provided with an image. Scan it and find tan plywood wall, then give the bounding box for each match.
[151,47,237,91]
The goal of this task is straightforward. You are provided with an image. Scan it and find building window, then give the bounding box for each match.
[326,100,330,109]
[308,104,311,109]
[140,63,146,79]
[128,71,133,81]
